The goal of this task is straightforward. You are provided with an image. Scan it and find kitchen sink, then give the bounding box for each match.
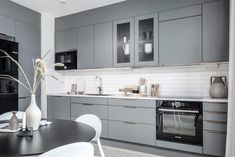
[85,94,112,96]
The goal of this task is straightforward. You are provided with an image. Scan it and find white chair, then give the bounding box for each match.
[0,111,24,121]
[39,142,94,157]
[76,114,105,157]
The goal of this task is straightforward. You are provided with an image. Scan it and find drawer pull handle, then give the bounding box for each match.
[205,111,227,114]
[204,120,227,124]
[19,97,27,99]
[53,96,63,98]
[123,106,137,109]
[123,121,137,125]
[82,103,94,106]
[122,99,137,101]
[205,130,226,134]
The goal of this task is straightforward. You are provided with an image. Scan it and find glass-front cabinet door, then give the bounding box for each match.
[135,13,158,66]
[113,18,134,67]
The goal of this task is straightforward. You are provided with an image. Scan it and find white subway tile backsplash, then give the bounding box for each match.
[46,63,229,97]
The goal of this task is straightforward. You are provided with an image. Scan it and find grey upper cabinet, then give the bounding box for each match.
[77,25,94,69]
[94,22,113,68]
[135,13,158,67]
[113,18,134,67]
[55,29,77,52]
[47,96,71,120]
[159,16,202,65]
[0,15,15,36]
[202,0,229,62]
[15,22,41,97]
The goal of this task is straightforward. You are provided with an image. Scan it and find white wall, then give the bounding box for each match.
[41,13,55,118]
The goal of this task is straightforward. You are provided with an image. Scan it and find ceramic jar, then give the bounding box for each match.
[209,76,228,98]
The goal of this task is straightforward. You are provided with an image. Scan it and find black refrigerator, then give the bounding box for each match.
[0,36,19,114]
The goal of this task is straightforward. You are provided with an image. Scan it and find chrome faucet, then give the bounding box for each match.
[95,76,103,94]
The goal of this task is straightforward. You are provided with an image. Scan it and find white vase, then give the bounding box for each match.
[25,94,42,130]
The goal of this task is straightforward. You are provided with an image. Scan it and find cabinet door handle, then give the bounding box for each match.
[204,120,227,124]
[19,97,27,99]
[205,130,226,134]
[205,111,227,114]
[123,121,137,125]
[82,103,94,106]
[53,96,63,98]
[123,106,137,109]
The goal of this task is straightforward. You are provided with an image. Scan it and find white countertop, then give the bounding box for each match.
[47,93,228,103]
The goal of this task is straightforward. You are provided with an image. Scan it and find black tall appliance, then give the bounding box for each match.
[0,34,19,114]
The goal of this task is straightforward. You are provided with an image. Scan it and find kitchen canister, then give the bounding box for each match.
[209,76,228,98]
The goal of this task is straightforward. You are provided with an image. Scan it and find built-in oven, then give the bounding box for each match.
[55,50,77,70]
[156,100,203,146]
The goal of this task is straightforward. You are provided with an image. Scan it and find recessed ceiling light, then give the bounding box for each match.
[59,0,67,4]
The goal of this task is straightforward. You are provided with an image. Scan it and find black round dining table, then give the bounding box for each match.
[0,119,96,156]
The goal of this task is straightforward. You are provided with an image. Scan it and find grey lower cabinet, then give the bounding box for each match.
[134,13,158,67]
[108,98,156,146]
[159,16,202,65]
[202,0,229,62]
[94,22,113,68]
[203,102,227,157]
[47,96,71,120]
[77,25,94,69]
[15,21,41,98]
[0,15,15,36]
[70,97,108,138]
[55,29,77,52]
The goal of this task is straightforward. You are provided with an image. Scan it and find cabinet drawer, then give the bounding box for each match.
[71,103,107,119]
[203,120,227,132]
[108,106,155,124]
[203,130,226,156]
[203,110,227,122]
[108,120,155,146]
[159,5,201,21]
[71,97,107,105]
[71,117,108,138]
[203,102,227,112]
[108,98,155,108]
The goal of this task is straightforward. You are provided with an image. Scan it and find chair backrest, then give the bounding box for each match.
[0,111,24,121]
[39,142,94,157]
[75,114,102,141]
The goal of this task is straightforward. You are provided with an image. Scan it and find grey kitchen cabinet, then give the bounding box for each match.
[203,102,227,156]
[108,98,156,108]
[18,96,41,111]
[113,18,134,67]
[77,25,94,69]
[47,96,71,120]
[135,13,158,67]
[55,29,77,52]
[108,120,156,146]
[159,16,202,65]
[202,0,229,62]
[0,15,15,36]
[94,22,113,68]
[70,97,108,138]
[15,21,41,98]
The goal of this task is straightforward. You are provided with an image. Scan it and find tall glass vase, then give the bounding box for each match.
[25,94,42,130]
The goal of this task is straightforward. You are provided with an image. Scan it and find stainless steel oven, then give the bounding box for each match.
[156,100,203,146]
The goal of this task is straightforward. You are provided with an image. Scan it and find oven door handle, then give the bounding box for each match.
[158,108,199,114]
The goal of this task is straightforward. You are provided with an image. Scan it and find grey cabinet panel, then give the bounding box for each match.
[203,130,226,156]
[203,0,229,62]
[108,106,155,124]
[18,97,30,111]
[71,97,107,105]
[108,98,156,108]
[94,22,113,68]
[108,120,155,146]
[203,102,227,112]
[55,29,77,52]
[159,16,202,65]
[15,22,41,97]
[135,13,158,67]
[203,111,227,122]
[0,15,15,36]
[113,18,134,67]
[77,25,94,69]
[159,5,201,21]
[71,103,107,120]
[47,96,71,120]
[203,121,227,132]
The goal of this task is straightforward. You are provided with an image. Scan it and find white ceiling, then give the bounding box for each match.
[11,0,126,18]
